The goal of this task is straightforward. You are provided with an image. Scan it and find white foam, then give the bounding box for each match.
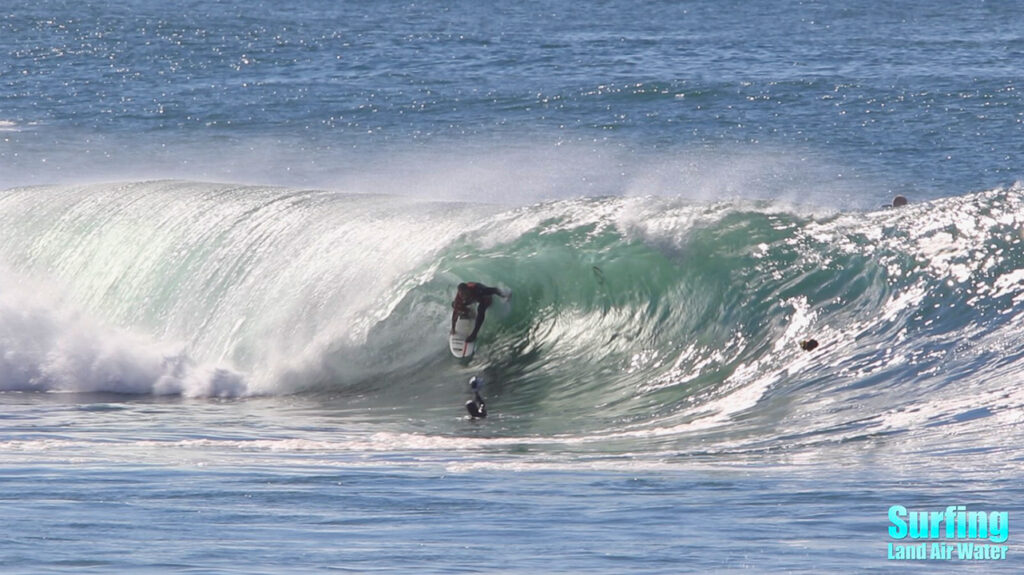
[0,271,246,397]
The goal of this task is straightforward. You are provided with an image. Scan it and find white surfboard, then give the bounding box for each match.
[449,312,477,359]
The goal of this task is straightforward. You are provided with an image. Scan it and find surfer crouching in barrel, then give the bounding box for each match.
[451,282,506,343]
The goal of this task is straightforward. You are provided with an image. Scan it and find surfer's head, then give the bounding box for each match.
[469,376,482,390]
[892,195,908,207]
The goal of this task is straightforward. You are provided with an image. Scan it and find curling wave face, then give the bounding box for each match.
[0,181,1023,454]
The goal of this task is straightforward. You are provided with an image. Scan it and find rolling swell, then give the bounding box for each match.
[0,180,1022,450]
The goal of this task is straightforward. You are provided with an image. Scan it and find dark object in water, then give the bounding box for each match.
[800,338,819,352]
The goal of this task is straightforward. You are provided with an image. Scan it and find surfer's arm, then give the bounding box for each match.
[478,286,502,297]
[467,302,488,342]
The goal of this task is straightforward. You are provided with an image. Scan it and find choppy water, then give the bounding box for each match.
[2,1,1023,572]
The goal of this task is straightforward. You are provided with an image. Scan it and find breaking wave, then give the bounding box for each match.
[1,180,1022,451]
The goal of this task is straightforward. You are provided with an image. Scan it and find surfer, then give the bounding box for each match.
[451,282,506,343]
[465,376,487,418]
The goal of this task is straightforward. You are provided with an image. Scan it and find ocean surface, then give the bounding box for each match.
[2,1,1023,572]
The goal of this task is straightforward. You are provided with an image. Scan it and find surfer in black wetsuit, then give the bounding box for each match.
[451,282,506,343]
[465,376,487,418]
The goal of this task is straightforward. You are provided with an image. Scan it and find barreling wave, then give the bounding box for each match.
[1,180,1023,449]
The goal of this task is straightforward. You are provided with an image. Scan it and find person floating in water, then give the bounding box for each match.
[451,282,507,343]
[465,376,487,419]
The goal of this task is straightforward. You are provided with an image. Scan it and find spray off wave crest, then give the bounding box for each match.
[0,180,1023,452]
